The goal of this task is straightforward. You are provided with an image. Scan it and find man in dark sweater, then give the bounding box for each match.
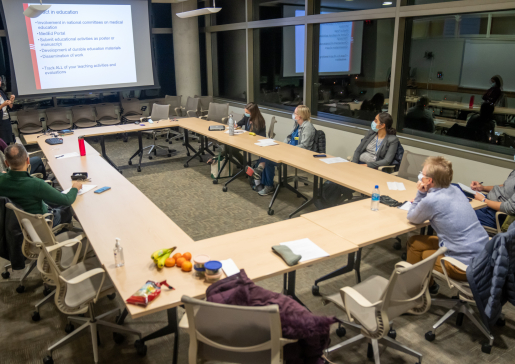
[404,96,435,133]
[0,144,81,226]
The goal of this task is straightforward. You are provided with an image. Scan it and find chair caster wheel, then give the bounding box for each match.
[186,153,190,157]
[1,271,10,279]
[107,293,116,300]
[303,182,308,186]
[16,285,25,293]
[169,141,173,145]
[113,332,125,344]
[167,154,171,157]
[388,329,397,340]
[65,323,75,333]
[135,340,147,356]
[43,355,54,364]
[137,167,141,172]
[32,311,41,322]
[401,252,407,261]
[43,287,52,297]
[336,327,346,338]
[128,160,132,165]
[165,139,169,142]
[367,343,373,359]
[222,187,228,192]
[393,241,402,250]
[425,331,435,342]
[213,179,218,184]
[481,343,492,354]
[148,156,153,160]
[184,163,188,168]
[496,318,506,327]
[268,209,274,216]
[312,285,320,296]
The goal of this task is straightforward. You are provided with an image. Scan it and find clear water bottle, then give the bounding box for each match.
[371,185,380,211]
[114,238,124,268]
[228,114,235,136]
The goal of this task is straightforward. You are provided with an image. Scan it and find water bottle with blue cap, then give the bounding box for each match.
[371,185,380,211]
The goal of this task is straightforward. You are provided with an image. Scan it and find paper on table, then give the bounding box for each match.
[62,184,97,196]
[387,182,406,191]
[55,152,80,159]
[458,182,478,196]
[220,259,240,277]
[320,157,347,164]
[280,238,329,263]
[398,201,412,211]
[255,139,278,147]
[225,129,246,134]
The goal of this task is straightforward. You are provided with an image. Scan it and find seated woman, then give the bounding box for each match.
[465,102,495,143]
[315,112,399,209]
[207,102,266,167]
[0,137,47,179]
[407,156,489,293]
[250,105,315,196]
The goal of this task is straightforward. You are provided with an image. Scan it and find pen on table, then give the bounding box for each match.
[56,155,64,159]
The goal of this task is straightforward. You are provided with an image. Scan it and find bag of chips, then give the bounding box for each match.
[126,280,174,307]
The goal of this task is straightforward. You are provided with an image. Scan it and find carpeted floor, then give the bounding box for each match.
[1,132,514,364]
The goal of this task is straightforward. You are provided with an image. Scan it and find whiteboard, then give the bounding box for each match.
[460,40,515,92]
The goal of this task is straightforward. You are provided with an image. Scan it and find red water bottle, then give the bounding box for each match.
[78,136,86,156]
[469,95,475,109]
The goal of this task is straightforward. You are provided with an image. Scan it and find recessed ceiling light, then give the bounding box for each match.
[382,1,393,5]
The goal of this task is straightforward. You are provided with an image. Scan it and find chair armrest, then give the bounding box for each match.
[496,211,508,233]
[15,137,23,145]
[346,156,351,161]
[341,287,382,331]
[61,267,106,303]
[439,257,468,290]
[44,180,53,186]
[395,261,413,270]
[378,165,395,174]
[47,236,84,252]
[174,106,184,117]
[200,115,208,120]
[186,110,198,118]
[279,338,298,346]
[199,110,208,116]
[221,117,228,125]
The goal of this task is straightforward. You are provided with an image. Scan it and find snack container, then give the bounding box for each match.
[192,255,210,279]
[204,261,222,275]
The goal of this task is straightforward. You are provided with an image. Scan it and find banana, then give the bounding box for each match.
[157,251,172,269]
[150,246,176,261]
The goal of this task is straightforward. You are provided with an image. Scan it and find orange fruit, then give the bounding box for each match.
[182,252,192,261]
[181,261,193,272]
[176,257,186,268]
[164,258,175,268]
[172,253,182,260]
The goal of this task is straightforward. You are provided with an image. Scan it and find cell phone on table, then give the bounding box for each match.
[94,186,111,194]
[313,154,327,158]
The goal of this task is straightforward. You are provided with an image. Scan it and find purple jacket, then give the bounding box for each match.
[206,270,337,364]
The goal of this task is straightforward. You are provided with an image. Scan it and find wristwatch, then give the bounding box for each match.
[482,197,487,203]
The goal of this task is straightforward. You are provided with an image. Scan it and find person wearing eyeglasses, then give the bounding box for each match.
[406,156,489,294]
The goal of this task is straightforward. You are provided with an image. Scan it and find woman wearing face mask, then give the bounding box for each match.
[248,105,315,196]
[406,156,489,294]
[482,75,502,105]
[314,112,400,209]
[0,78,15,145]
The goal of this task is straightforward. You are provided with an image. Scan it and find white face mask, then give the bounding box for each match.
[292,113,297,121]
[418,172,424,181]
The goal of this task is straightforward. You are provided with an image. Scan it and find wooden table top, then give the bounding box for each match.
[406,96,515,115]
[118,119,180,132]
[24,125,125,145]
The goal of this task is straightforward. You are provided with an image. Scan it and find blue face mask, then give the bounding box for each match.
[371,121,380,133]
[491,82,497,88]
[292,113,297,121]
[244,112,250,117]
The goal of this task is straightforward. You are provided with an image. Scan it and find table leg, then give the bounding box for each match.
[183,129,198,157]
[100,135,121,173]
[288,176,318,219]
[267,163,283,216]
[283,271,309,310]
[128,131,144,172]
[115,308,128,325]
[221,154,247,190]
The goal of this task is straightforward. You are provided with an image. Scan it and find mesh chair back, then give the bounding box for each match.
[397,150,429,182]
[72,105,96,123]
[45,107,70,129]
[150,103,170,121]
[0,151,6,173]
[16,109,43,133]
[206,102,229,124]
[195,95,213,111]
[382,247,447,320]
[164,95,182,111]
[95,103,118,121]
[182,296,283,364]
[185,97,200,113]
[121,98,143,117]
[268,116,277,139]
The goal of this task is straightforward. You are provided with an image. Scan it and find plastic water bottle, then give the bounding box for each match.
[228,114,234,136]
[371,185,380,211]
[114,238,124,268]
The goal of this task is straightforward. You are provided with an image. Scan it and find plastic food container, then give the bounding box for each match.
[205,271,223,283]
[204,261,222,275]
[192,255,210,279]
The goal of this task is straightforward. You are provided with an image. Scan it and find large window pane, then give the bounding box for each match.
[152,3,172,28]
[212,30,247,102]
[315,0,396,14]
[311,19,394,125]
[398,10,515,156]
[405,0,461,5]
[210,0,246,25]
[254,26,303,111]
[253,1,306,21]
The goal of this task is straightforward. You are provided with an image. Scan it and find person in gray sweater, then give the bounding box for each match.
[407,156,489,293]
[470,171,515,228]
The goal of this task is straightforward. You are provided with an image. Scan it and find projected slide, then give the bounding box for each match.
[23,4,137,90]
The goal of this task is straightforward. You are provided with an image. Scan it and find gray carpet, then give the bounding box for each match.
[1,132,514,364]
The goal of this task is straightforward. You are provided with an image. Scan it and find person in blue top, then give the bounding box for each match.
[406,156,489,294]
[248,105,316,196]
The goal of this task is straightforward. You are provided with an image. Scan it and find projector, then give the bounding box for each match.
[23,1,51,18]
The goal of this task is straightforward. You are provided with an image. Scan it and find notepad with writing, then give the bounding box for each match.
[387,182,406,191]
[61,184,97,196]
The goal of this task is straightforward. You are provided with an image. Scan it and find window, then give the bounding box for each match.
[253,0,306,21]
[212,30,247,102]
[405,0,461,5]
[253,26,303,111]
[398,10,515,156]
[314,0,396,14]
[210,0,246,25]
[311,19,395,125]
[152,3,172,28]
[152,34,176,97]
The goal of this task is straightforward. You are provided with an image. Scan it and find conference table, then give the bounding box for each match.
[406,96,515,116]
[22,117,486,362]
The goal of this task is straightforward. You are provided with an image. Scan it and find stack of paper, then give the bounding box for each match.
[61,184,97,196]
[398,201,412,211]
[55,152,80,159]
[458,183,477,195]
[387,182,406,191]
[220,259,240,277]
[280,238,329,263]
[255,139,278,147]
[320,157,347,164]
[225,130,246,134]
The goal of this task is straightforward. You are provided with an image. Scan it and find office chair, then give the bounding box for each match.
[286,129,326,190]
[427,257,495,354]
[72,105,97,129]
[194,95,213,116]
[121,98,144,122]
[180,295,297,364]
[18,218,141,364]
[322,247,446,364]
[142,103,175,159]
[170,96,199,142]
[200,102,229,124]
[16,109,44,135]
[6,202,90,321]
[482,211,507,236]
[440,95,463,118]
[95,103,120,126]
[45,107,71,131]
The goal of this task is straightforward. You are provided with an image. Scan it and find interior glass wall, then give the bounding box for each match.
[210,0,246,25]
[314,0,396,14]
[253,0,306,21]
[398,10,515,155]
